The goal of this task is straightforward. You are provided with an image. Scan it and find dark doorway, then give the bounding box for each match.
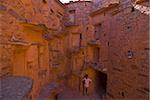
[95,71,107,98]
[94,23,101,39]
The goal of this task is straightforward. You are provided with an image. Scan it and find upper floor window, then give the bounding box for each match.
[42,0,47,4]
[69,10,75,23]
[94,23,101,39]
[80,34,82,39]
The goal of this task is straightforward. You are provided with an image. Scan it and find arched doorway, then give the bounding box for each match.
[95,71,107,98]
[85,68,107,98]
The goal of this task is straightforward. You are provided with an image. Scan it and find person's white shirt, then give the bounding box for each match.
[83,78,92,88]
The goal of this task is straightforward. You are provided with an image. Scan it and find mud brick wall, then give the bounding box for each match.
[90,12,110,73]
[0,0,149,99]
[65,1,93,47]
[0,45,13,77]
[0,0,64,77]
[64,1,94,91]
[0,0,65,98]
[107,1,149,99]
[91,0,149,99]
[48,35,69,86]
[65,1,92,25]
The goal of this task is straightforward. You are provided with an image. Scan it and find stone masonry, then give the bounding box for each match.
[0,0,149,100]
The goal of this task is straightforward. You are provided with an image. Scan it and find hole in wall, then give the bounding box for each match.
[121,92,125,98]
[108,42,109,46]
[85,3,87,6]
[69,10,75,13]
[80,34,82,39]
[87,27,88,31]
[50,9,54,13]
[55,94,58,100]
[145,48,149,50]
[131,7,135,12]
[42,0,47,4]
[127,26,131,29]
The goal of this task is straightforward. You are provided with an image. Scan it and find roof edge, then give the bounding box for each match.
[64,0,92,5]
[55,0,65,8]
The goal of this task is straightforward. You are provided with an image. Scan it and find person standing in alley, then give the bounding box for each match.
[82,74,92,95]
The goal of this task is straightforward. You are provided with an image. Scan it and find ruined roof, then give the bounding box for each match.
[0,76,33,100]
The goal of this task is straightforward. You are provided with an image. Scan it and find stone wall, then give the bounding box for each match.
[0,0,149,99]
[64,1,94,91]
[90,0,149,99]
[107,1,149,99]
[0,0,65,99]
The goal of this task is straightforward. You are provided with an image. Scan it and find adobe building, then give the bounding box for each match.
[0,0,149,100]
[0,0,65,99]
[90,0,149,99]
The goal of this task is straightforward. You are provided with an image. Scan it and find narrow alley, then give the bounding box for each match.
[0,0,149,100]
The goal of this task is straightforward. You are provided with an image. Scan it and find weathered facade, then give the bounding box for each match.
[0,0,65,99]
[91,0,149,99]
[0,0,149,100]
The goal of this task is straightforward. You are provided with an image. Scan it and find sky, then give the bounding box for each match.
[59,0,80,3]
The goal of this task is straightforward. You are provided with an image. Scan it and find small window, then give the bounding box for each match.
[121,92,125,98]
[85,2,87,6]
[104,12,106,16]
[69,10,75,14]
[131,7,135,12]
[50,9,54,13]
[108,42,109,46]
[145,48,149,50]
[94,23,101,39]
[86,27,88,30]
[127,26,130,29]
[69,10,75,23]
[80,34,82,39]
[42,0,47,4]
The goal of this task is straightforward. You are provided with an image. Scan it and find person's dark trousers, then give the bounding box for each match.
[83,83,85,95]
[83,87,88,95]
[85,88,88,95]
